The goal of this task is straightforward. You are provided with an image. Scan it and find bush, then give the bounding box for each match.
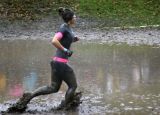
[0,0,77,20]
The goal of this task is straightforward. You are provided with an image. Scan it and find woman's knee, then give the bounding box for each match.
[50,83,60,93]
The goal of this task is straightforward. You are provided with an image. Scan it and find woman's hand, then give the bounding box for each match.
[63,48,73,57]
[73,36,80,42]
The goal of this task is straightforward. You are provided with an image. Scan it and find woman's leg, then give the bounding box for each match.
[62,64,77,104]
[31,61,62,97]
[15,61,62,106]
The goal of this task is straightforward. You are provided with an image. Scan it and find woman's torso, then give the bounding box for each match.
[55,23,75,59]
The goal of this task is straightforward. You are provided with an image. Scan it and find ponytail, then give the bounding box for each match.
[58,7,65,17]
[57,7,74,23]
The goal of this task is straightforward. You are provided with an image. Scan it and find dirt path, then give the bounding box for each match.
[0,16,160,46]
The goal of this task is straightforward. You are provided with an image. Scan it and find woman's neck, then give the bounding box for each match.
[64,22,70,26]
[67,22,74,27]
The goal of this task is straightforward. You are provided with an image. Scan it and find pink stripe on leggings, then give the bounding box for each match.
[52,57,68,63]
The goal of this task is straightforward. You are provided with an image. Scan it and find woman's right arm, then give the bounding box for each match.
[52,36,64,50]
[52,32,73,57]
[52,32,65,50]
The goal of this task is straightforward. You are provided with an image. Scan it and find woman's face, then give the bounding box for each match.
[69,15,76,26]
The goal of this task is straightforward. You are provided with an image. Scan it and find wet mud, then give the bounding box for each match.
[0,17,160,114]
[3,92,82,114]
[0,16,159,46]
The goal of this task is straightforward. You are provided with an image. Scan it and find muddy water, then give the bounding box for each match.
[0,39,160,114]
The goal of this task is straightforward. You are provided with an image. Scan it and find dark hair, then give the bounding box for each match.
[58,7,74,23]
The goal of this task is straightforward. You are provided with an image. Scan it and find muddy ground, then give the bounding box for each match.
[0,16,159,46]
[0,16,160,115]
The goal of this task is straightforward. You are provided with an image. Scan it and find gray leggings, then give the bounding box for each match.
[31,61,77,104]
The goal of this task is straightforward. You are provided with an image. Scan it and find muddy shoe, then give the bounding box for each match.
[55,100,66,110]
[74,92,82,102]
[61,92,83,110]
[66,92,82,110]
[54,100,73,111]
[6,104,27,113]
[53,92,82,111]
[6,92,32,113]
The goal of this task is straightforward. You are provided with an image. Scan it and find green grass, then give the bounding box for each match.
[77,0,160,26]
[0,0,159,27]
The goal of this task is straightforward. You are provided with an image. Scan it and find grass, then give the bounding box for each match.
[77,0,160,27]
[0,0,159,27]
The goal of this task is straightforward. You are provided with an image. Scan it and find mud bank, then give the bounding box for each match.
[0,17,159,46]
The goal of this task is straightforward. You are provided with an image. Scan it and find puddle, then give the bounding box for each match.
[0,39,160,114]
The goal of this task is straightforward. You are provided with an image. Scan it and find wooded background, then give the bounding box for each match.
[0,0,159,26]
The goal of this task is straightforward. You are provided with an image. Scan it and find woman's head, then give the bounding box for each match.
[58,7,76,25]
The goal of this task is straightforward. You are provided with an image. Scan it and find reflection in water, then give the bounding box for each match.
[0,40,160,114]
[74,43,160,114]
[23,71,38,92]
[0,73,6,92]
[106,73,113,94]
[9,84,23,97]
[132,57,150,84]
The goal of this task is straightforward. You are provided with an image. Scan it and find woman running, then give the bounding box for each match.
[8,7,80,111]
